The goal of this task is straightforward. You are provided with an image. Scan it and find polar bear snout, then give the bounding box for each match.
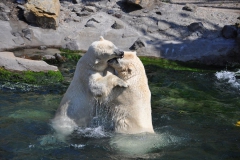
[114,49,124,58]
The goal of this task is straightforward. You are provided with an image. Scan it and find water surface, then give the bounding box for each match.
[0,63,240,159]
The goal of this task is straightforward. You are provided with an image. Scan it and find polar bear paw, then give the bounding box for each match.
[116,79,128,88]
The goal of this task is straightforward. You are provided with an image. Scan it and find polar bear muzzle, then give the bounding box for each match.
[107,49,124,63]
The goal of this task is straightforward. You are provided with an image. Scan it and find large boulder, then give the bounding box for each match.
[0,52,58,72]
[24,0,60,29]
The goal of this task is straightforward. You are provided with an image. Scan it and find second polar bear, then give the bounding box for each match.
[51,37,128,137]
[107,51,154,134]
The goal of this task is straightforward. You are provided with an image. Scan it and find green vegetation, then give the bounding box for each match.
[140,56,219,72]
[0,67,63,85]
[60,48,85,61]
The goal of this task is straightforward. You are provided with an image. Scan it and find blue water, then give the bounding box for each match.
[0,65,240,159]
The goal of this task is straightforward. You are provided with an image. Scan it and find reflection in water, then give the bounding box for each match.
[0,66,240,159]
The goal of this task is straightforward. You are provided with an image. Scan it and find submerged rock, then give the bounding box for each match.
[24,0,61,29]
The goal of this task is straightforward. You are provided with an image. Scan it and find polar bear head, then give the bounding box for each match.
[86,37,124,71]
[108,51,143,80]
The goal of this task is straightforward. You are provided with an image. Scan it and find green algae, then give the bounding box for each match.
[60,48,84,61]
[140,56,220,72]
[0,67,63,85]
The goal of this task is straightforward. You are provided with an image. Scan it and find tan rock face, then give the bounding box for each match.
[24,0,60,29]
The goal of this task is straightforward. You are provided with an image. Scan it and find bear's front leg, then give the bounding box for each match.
[89,73,128,98]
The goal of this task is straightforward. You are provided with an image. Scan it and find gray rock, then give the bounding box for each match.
[76,11,90,17]
[12,31,22,37]
[188,22,205,33]
[22,28,32,41]
[0,3,10,13]
[17,5,25,11]
[114,13,122,18]
[12,37,25,45]
[157,21,171,31]
[111,21,124,29]
[147,26,158,33]
[83,6,96,13]
[126,0,151,8]
[85,20,97,28]
[222,25,237,39]
[129,38,145,50]
[43,55,55,60]
[107,10,114,15]
[182,3,198,12]
[72,0,81,4]
[39,46,47,50]
[0,52,58,72]
[63,41,79,50]
[0,12,9,21]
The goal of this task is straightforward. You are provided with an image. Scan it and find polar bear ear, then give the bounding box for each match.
[95,59,100,64]
[99,36,105,41]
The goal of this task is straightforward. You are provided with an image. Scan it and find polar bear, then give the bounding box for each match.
[51,37,128,137]
[107,51,154,134]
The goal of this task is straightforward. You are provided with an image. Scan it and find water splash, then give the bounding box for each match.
[75,126,112,138]
[215,70,240,88]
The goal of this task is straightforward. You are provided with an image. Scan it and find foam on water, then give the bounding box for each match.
[110,131,185,155]
[215,70,240,88]
[75,126,112,138]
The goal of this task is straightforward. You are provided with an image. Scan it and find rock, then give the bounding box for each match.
[114,13,122,18]
[0,12,9,21]
[12,37,25,45]
[83,6,96,13]
[0,52,58,72]
[111,21,124,29]
[72,0,81,4]
[63,41,79,50]
[147,26,158,33]
[129,38,145,50]
[188,22,205,33]
[24,0,60,29]
[22,28,32,41]
[107,10,114,15]
[126,0,151,8]
[54,53,66,62]
[157,21,171,31]
[39,46,47,50]
[182,3,198,12]
[76,11,90,17]
[43,55,55,60]
[11,31,22,37]
[222,25,237,39]
[143,9,149,13]
[0,3,10,13]
[17,5,25,11]
[16,0,26,5]
[85,18,100,27]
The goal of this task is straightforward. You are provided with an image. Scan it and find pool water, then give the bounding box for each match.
[0,61,240,159]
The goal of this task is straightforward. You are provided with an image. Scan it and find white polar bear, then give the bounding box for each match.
[51,37,128,137]
[107,51,154,134]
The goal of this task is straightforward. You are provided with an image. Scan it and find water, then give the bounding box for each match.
[0,63,240,159]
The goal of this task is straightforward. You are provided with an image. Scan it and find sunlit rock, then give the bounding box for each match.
[24,0,60,29]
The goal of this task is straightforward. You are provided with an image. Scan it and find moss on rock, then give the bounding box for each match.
[0,67,63,85]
